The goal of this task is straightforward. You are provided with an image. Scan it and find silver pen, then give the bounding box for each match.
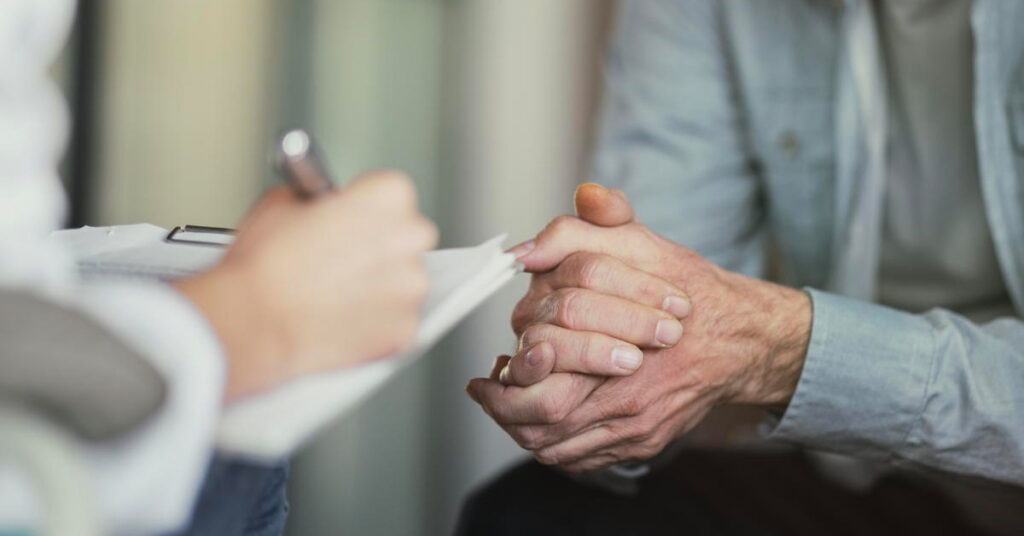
[273,129,336,198]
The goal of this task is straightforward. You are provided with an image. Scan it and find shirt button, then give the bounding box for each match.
[778,131,801,159]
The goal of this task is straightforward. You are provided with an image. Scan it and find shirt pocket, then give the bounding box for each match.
[746,87,835,287]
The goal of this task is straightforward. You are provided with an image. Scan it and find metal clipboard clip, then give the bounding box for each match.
[164,225,236,247]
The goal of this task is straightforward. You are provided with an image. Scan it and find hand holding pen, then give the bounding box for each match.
[175,129,438,402]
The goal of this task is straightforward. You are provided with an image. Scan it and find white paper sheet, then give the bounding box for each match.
[217,235,517,460]
[46,225,518,461]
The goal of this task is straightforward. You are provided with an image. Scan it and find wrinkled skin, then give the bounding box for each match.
[467,184,811,472]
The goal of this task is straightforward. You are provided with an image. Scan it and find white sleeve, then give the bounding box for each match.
[0,1,227,534]
[74,283,226,534]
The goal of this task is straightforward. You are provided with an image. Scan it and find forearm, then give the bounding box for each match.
[728,273,812,407]
[174,265,289,403]
[768,289,1024,486]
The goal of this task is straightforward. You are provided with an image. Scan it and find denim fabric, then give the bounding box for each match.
[592,0,1024,486]
[166,455,289,536]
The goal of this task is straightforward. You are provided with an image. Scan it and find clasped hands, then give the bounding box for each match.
[466,184,812,472]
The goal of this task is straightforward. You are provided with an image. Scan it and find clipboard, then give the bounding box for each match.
[45,223,520,460]
[165,225,235,247]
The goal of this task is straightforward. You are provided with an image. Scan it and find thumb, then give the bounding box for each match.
[574,183,635,227]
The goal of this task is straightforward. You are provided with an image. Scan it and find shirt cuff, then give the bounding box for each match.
[71,281,226,535]
[766,288,936,462]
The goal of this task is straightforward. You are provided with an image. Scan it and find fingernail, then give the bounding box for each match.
[575,182,607,196]
[507,240,536,260]
[662,296,692,318]
[612,346,644,372]
[655,318,684,346]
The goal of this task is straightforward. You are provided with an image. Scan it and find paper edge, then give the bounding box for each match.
[214,236,517,460]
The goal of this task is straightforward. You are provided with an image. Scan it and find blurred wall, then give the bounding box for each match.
[426,0,613,533]
[93,0,281,228]
[284,2,446,534]
[85,0,614,534]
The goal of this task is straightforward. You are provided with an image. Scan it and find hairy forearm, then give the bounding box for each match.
[715,270,812,408]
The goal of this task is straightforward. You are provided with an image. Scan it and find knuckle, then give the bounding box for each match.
[567,374,593,397]
[604,421,629,443]
[618,395,646,417]
[520,323,554,349]
[513,427,543,450]
[553,288,584,329]
[510,298,537,335]
[550,214,577,231]
[373,170,417,205]
[635,278,660,303]
[537,392,570,424]
[634,440,662,461]
[574,334,596,371]
[569,252,605,290]
[541,215,580,244]
[533,450,559,466]
[624,419,656,444]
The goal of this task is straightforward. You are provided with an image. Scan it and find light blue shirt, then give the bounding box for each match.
[592,0,1024,488]
[875,0,1013,322]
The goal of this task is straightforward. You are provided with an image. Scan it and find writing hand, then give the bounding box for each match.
[177,170,438,402]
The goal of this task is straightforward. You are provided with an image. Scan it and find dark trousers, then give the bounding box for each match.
[455,449,993,536]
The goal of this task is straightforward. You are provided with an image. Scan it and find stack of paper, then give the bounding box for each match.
[52,224,224,280]
[47,224,518,461]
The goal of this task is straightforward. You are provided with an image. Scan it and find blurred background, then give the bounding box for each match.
[56,0,617,534]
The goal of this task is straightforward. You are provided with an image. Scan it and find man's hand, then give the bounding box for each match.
[497,184,692,386]
[176,170,438,402]
[466,184,811,471]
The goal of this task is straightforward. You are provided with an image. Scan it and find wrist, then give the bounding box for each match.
[174,263,289,403]
[721,273,811,407]
[759,284,812,407]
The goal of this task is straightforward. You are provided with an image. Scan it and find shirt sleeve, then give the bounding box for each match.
[0,1,226,533]
[590,0,767,277]
[74,283,225,534]
[768,288,1024,487]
